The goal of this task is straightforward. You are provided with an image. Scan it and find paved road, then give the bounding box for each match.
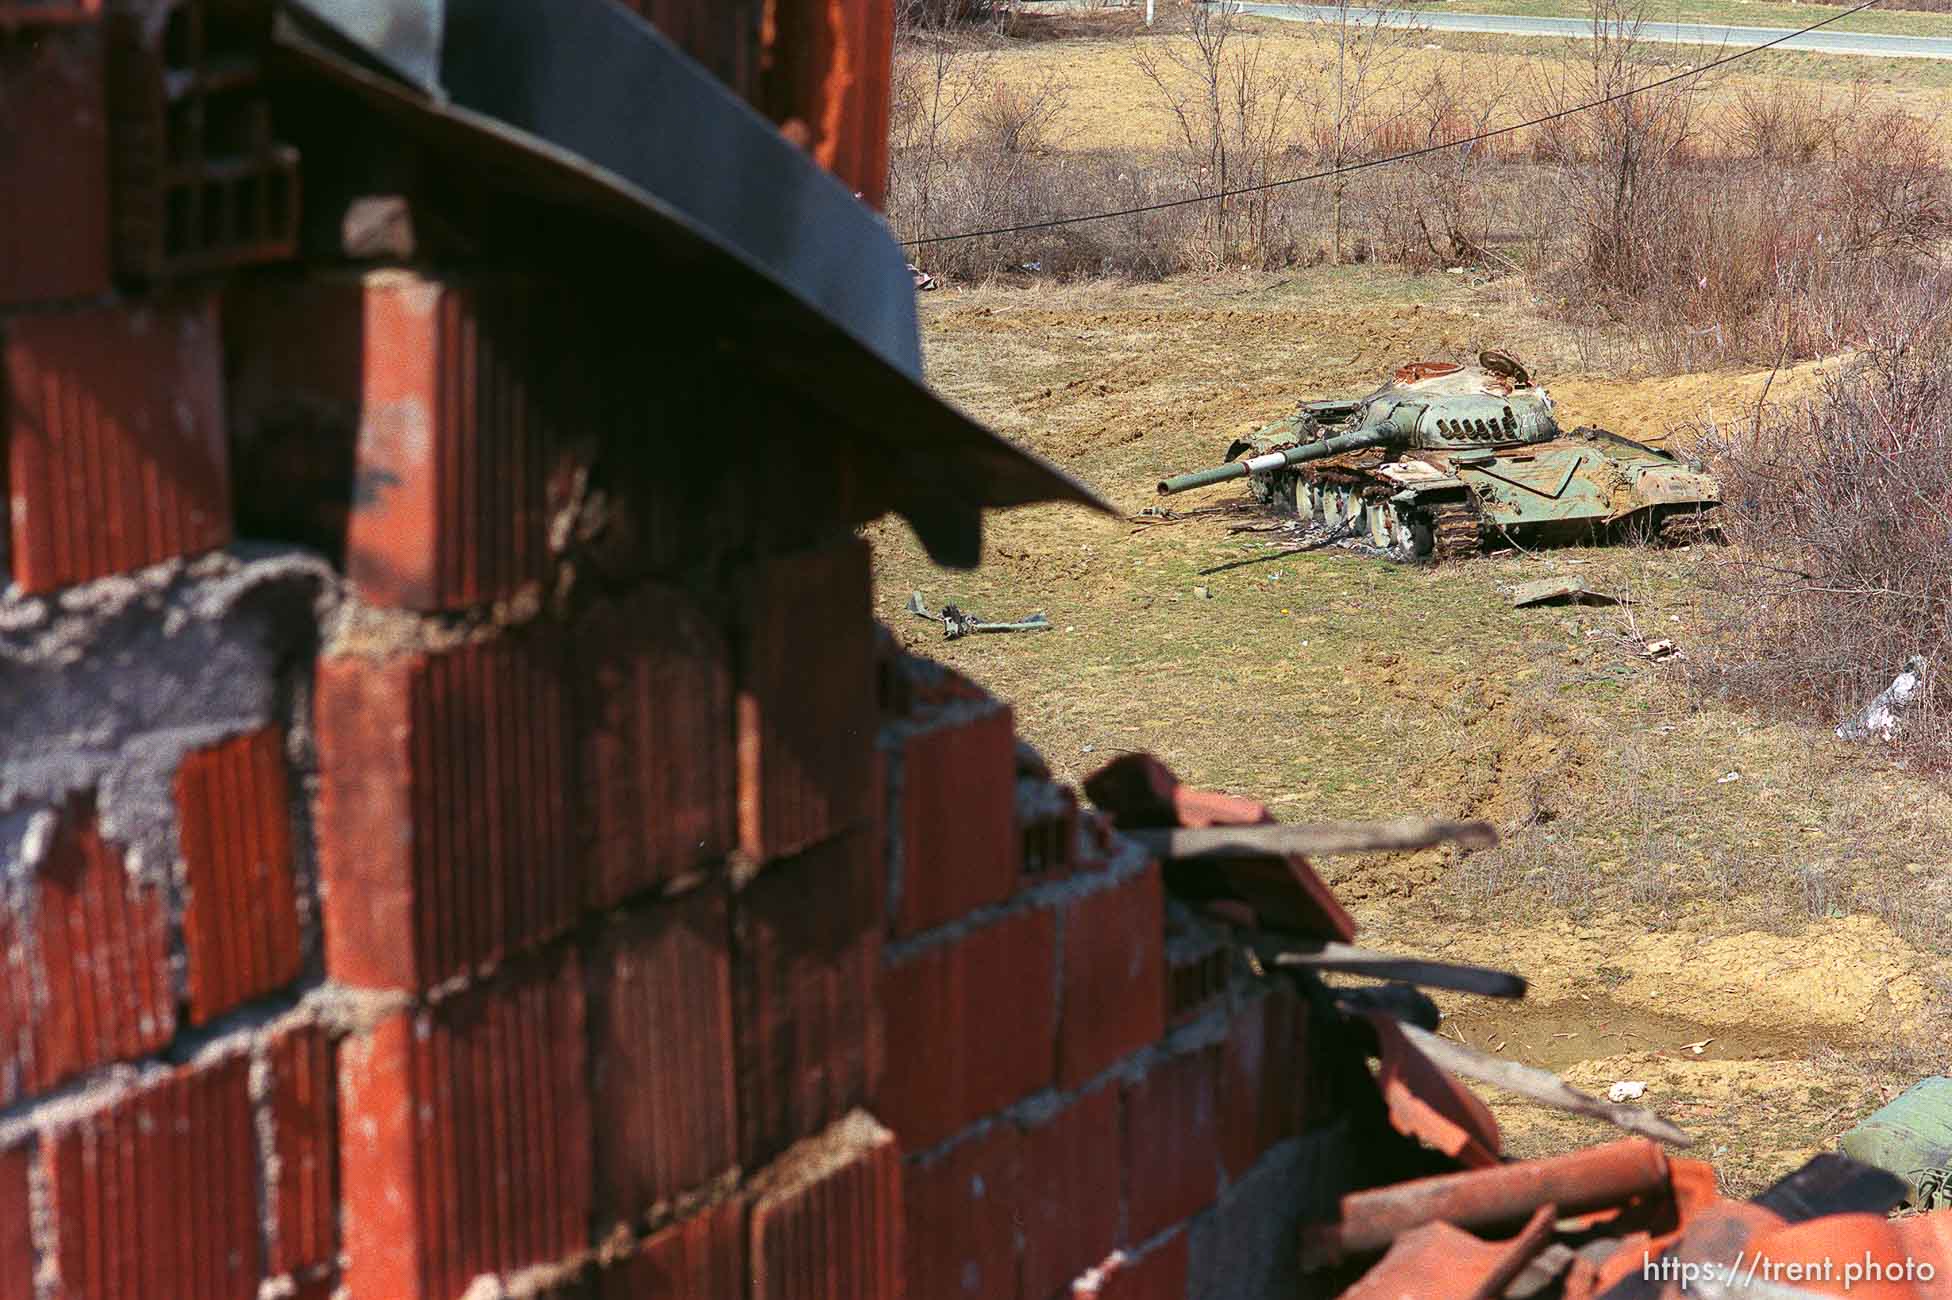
[1219,3,1952,58]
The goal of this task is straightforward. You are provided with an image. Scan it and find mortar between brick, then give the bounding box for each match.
[883,831,1151,966]
[0,547,334,906]
[907,992,1242,1172]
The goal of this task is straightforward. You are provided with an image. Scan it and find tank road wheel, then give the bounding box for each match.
[1332,487,1364,535]
[1368,499,1392,549]
[1305,482,1327,524]
[1373,500,1421,561]
[1249,467,1300,513]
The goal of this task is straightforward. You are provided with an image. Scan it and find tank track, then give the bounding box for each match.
[1429,499,1484,561]
[1655,506,1722,546]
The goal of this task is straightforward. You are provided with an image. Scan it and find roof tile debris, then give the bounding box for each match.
[1098,753,1952,1298]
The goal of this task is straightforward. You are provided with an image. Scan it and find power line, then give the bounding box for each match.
[901,0,1887,247]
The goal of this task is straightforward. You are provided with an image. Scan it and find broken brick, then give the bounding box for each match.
[1082,754,1271,831]
[0,797,172,1107]
[1164,906,1231,1029]
[1019,1086,1122,1300]
[1164,852,1357,942]
[314,632,577,992]
[747,1112,904,1300]
[732,830,883,1168]
[3,295,228,593]
[1056,865,1166,1088]
[1219,987,1306,1182]
[759,0,891,207]
[102,0,299,279]
[887,703,1018,936]
[0,1139,32,1300]
[737,538,876,861]
[0,25,111,308]
[876,906,1057,1149]
[1019,778,1081,884]
[42,1051,260,1299]
[1073,1235,1190,1300]
[905,1124,1022,1300]
[338,951,592,1300]
[265,1020,339,1279]
[224,270,579,610]
[285,1275,345,1300]
[176,727,302,1023]
[575,583,736,907]
[588,886,738,1227]
[1122,1048,1221,1243]
[602,1199,746,1300]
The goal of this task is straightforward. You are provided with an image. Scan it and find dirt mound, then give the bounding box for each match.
[1550,359,1844,446]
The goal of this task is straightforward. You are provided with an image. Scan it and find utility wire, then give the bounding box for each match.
[902,0,1886,247]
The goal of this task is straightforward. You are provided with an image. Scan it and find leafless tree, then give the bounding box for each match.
[888,3,998,242]
[1298,0,1426,263]
[1387,68,1512,267]
[1528,0,1713,296]
[1133,4,1302,267]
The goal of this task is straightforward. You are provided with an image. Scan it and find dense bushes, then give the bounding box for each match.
[1692,290,1952,754]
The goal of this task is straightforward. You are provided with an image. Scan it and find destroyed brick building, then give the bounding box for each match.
[0,0,1380,1295]
[2,1,1950,1299]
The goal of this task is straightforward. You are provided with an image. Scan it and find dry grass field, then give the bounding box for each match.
[870,265,1951,1193]
[958,8,1952,153]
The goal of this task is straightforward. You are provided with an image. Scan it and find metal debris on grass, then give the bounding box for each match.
[906,590,1052,640]
[1510,576,1621,608]
[1838,654,1928,742]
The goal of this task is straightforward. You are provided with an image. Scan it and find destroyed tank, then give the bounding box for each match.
[1156,353,1719,561]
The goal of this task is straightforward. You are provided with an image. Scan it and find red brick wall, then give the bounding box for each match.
[871,651,1339,1300]
[0,3,1349,1297]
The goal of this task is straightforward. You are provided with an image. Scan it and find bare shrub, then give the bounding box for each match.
[887,9,1949,375]
[1298,0,1427,263]
[965,68,1069,155]
[1719,82,1840,163]
[1374,69,1513,269]
[1132,3,1304,269]
[1829,107,1952,255]
[887,11,994,244]
[1692,290,1952,760]
[1517,0,1952,370]
[896,0,1007,26]
[1529,0,1713,299]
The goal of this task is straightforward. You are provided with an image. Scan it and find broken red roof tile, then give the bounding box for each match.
[1180,852,1357,942]
[1344,1204,1555,1300]
[1305,1139,1671,1270]
[1081,753,1272,830]
[1365,1012,1501,1171]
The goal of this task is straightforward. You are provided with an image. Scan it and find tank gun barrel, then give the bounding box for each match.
[1156,424,1397,496]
